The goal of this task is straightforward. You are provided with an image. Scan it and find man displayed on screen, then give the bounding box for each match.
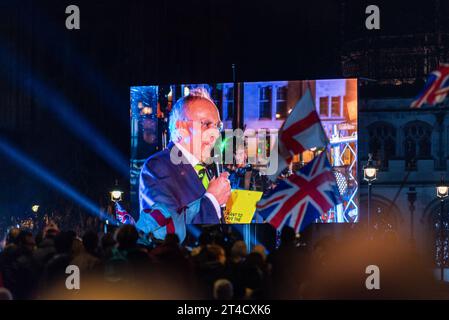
[136,88,231,242]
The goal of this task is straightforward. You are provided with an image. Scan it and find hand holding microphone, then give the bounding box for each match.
[207,172,231,206]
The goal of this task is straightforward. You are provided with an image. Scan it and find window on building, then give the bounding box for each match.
[403,121,432,169]
[259,86,272,119]
[331,96,341,117]
[225,86,234,120]
[368,121,397,169]
[275,86,288,119]
[319,97,329,117]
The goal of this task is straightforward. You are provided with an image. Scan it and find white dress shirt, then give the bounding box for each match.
[174,142,222,220]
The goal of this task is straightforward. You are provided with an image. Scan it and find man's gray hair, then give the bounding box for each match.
[213,278,234,300]
[168,87,214,141]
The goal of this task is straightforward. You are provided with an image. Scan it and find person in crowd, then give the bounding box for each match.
[213,278,233,300]
[151,233,190,264]
[71,237,83,258]
[311,235,335,270]
[105,225,151,284]
[83,230,101,257]
[0,287,13,300]
[150,233,194,290]
[241,251,269,299]
[224,140,271,193]
[100,232,116,260]
[43,231,76,290]
[34,223,59,270]
[196,244,228,298]
[0,228,20,297]
[191,231,212,257]
[251,244,267,262]
[1,229,38,299]
[267,226,309,299]
[191,231,215,271]
[71,230,101,273]
[5,227,20,249]
[230,240,247,264]
[226,240,247,299]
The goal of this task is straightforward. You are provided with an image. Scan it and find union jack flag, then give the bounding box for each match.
[268,88,328,180]
[411,64,449,108]
[115,202,135,225]
[256,152,340,233]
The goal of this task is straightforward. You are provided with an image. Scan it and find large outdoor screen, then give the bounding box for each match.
[130,79,358,239]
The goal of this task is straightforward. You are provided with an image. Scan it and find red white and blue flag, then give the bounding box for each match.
[269,88,328,180]
[411,64,449,108]
[115,202,135,225]
[257,152,340,233]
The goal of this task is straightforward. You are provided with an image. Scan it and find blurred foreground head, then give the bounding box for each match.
[280,226,296,246]
[44,222,59,239]
[6,227,20,246]
[206,244,226,265]
[213,279,233,300]
[231,240,247,262]
[116,225,139,249]
[17,229,35,252]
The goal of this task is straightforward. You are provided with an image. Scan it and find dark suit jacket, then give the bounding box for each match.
[136,142,219,242]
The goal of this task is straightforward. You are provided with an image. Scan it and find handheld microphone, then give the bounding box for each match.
[213,154,223,176]
[212,154,227,210]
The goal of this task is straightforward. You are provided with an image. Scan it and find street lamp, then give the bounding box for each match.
[363,154,377,182]
[31,204,40,213]
[110,190,123,202]
[436,176,449,281]
[110,180,123,203]
[363,153,377,229]
[437,180,449,199]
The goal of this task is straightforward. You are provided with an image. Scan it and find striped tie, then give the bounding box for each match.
[194,163,210,189]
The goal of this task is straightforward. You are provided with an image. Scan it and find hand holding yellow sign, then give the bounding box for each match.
[223,189,263,224]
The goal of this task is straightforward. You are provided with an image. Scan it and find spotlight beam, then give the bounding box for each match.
[21,6,127,123]
[0,137,114,223]
[0,44,128,177]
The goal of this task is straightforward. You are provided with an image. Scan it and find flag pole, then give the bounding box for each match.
[232,63,252,251]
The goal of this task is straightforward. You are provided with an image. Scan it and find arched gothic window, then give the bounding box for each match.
[403,121,432,169]
[368,121,396,168]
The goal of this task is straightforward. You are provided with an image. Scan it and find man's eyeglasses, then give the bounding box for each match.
[200,120,224,132]
[183,118,224,132]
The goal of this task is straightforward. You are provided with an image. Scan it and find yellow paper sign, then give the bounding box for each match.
[224,189,263,224]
